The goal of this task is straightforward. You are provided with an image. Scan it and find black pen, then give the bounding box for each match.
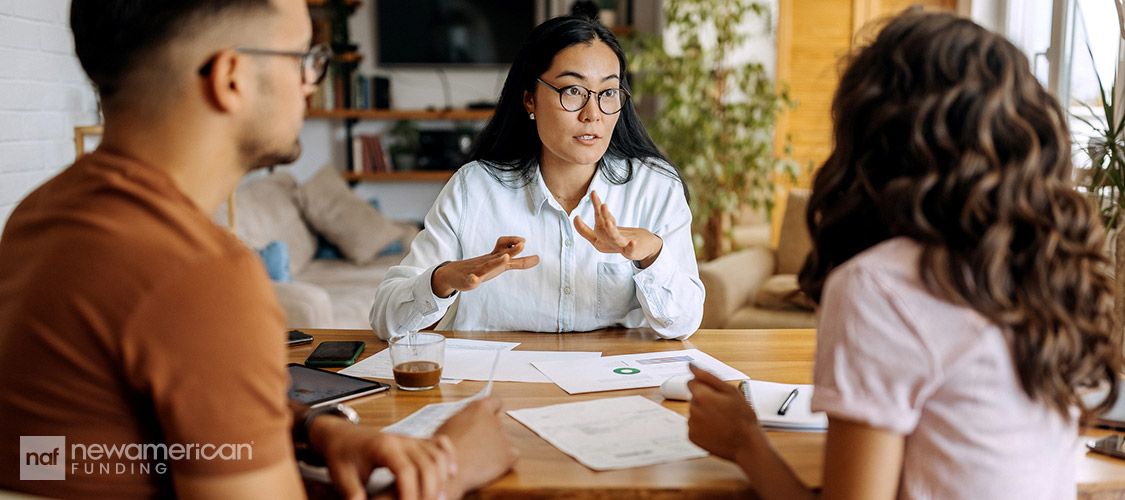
[777,388,799,415]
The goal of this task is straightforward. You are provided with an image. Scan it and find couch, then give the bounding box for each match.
[213,167,417,329]
[697,189,817,329]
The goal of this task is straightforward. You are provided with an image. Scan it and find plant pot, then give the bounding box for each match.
[392,152,417,172]
[599,9,617,27]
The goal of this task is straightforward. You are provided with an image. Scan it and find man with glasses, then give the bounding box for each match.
[0,1,514,499]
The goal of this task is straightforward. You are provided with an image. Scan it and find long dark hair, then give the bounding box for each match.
[799,10,1120,416]
[469,15,683,192]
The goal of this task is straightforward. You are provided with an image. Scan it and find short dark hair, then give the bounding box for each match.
[468,15,685,197]
[70,0,275,99]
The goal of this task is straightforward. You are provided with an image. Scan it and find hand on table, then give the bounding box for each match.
[308,414,456,500]
[574,191,663,268]
[435,396,518,498]
[431,236,539,298]
[686,364,763,462]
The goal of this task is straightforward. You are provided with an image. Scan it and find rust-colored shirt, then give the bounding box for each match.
[0,150,291,498]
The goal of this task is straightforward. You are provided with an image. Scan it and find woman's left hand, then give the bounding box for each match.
[574,190,663,268]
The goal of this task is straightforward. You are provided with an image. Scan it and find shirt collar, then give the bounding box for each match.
[526,159,614,217]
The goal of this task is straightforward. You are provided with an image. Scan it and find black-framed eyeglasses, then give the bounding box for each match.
[536,78,630,115]
[198,43,331,86]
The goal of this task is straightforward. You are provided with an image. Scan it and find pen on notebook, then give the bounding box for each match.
[777,388,799,416]
[738,380,755,409]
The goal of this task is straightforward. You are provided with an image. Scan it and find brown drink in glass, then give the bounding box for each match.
[389,333,445,391]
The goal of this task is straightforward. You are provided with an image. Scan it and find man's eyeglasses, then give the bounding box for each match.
[199,43,331,86]
[536,78,630,115]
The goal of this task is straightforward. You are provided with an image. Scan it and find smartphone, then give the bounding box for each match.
[304,341,365,367]
[1086,435,1125,460]
[286,329,313,346]
[287,364,389,407]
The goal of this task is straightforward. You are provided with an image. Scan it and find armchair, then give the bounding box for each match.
[698,189,816,329]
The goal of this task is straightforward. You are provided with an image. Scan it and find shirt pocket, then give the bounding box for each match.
[596,261,637,320]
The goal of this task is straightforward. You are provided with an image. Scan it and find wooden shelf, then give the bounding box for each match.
[332,52,362,64]
[342,171,456,182]
[306,109,493,121]
[307,0,359,7]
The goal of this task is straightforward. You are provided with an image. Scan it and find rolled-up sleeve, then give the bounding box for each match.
[631,180,704,340]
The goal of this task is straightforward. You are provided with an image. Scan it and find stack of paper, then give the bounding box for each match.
[746,381,827,432]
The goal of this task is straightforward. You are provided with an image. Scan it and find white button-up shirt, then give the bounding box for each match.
[369,158,704,340]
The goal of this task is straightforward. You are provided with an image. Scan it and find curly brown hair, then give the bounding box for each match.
[798,9,1121,416]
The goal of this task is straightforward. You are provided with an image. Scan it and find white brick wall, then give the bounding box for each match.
[0,0,99,231]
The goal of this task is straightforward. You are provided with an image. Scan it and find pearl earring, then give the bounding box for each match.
[529,112,535,120]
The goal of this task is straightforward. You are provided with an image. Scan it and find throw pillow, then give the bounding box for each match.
[296,165,400,264]
[753,274,815,310]
[256,240,292,282]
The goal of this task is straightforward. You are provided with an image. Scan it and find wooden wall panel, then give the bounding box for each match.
[770,0,958,244]
[776,0,853,180]
[775,0,960,186]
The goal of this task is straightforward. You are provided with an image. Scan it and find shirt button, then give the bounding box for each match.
[564,287,572,294]
[564,239,572,246]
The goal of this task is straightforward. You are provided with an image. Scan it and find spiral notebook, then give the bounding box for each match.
[745,380,828,432]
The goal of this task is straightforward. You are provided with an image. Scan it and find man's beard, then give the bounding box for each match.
[249,139,302,170]
[240,131,302,171]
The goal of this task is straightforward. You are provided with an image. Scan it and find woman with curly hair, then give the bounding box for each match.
[686,9,1122,500]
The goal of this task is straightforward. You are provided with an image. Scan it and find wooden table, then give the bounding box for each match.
[292,328,1125,500]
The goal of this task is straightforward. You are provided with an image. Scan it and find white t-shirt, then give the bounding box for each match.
[369,158,704,340]
[811,237,1076,500]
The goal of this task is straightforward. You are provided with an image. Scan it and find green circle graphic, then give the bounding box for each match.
[613,367,641,375]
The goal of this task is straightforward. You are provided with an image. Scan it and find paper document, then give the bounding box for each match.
[531,349,747,394]
[381,385,493,438]
[442,350,601,383]
[339,338,519,382]
[747,381,827,432]
[507,395,707,470]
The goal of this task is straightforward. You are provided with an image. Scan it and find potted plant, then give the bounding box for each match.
[1073,38,1125,424]
[629,0,796,260]
[387,120,420,172]
[599,0,619,27]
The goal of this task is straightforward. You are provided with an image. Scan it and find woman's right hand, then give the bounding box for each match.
[430,236,539,298]
[686,364,764,462]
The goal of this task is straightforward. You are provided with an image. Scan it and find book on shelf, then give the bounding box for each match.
[351,134,392,174]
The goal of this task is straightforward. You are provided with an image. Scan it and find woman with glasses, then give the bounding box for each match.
[369,15,703,340]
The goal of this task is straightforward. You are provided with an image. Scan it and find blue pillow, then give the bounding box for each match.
[314,234,343,260]
[316,234,404,259]
[379,240,404,256]
[256,240,292,282]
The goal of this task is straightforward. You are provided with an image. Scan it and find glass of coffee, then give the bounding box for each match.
[389,332,445,391]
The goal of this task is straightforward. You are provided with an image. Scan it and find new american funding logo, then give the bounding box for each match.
[20,436,253,480]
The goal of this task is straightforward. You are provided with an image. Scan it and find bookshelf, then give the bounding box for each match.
[305,109,492,182]
[340,171,456,182]
[304,0,495,181]
[306,109,493,121]
[306,0,358,6]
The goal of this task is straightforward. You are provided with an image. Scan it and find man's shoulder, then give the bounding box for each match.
[2,153,258,309]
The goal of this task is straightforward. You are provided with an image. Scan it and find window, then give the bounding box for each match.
[1003,0,1121,184]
